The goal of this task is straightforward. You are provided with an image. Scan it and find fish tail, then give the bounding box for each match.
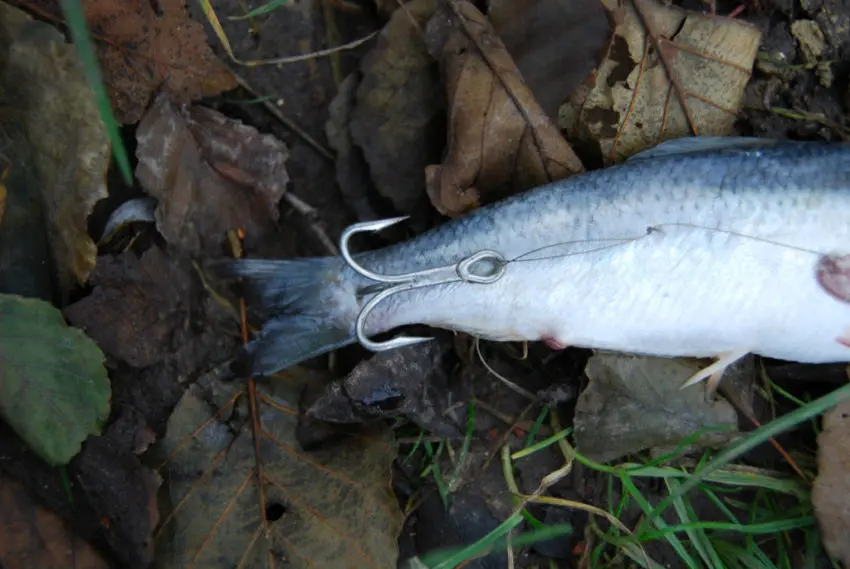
[211,257,357,377]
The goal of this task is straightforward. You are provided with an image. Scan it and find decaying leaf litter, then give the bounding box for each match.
[1,0,850,567]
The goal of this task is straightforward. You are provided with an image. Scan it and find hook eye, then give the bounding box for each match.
[457,250,507,284]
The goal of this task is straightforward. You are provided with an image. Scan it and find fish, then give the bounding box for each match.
[213,136,850,386]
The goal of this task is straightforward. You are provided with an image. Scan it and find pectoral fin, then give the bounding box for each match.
[680,349,751,395]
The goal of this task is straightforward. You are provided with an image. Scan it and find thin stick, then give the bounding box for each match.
[243,32,377,66]
[282,193,340,256]
[230,72,335,161]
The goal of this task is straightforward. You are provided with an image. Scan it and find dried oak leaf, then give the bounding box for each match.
[63,247,193,368]
[0,1,109,297]
[349,0,445,218]
[0,476,109,569]
[559,0,761,164]
[424,0,584,217]
[135,93,288,257]
[812,399,850,566]
[574,353,739,463]
[81,0,236,124]
[488,0,614,120]
[149,371,403,569]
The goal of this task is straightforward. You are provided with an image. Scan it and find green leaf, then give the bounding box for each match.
[0,293,110,465]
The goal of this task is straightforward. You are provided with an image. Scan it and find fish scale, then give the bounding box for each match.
[214,137,850,379]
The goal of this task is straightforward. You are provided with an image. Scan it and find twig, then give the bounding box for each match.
[321,0,344,87]
[475,338,539,401]
[199,0,377,66]
[230,71,335,161]
[282,193,340,256]
[229,229,274,565]
[256,31,378,66]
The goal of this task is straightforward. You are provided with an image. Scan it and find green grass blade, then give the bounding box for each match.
[667,479,724,569]
[59,0,132,185]
[619,474,700,569]
[512,427,572,460]
[639,516,815,540]
[230,0,289,19]
[643,382,850,527]
[524,406,549,448]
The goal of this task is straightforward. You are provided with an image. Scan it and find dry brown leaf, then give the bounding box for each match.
[560,0,761,164]
[812,399,850,566]
[0,167,6,230]
[326,73,383,222]
[81,0,236,124]
[63,247,194,368]
[135,93,288,256]
[0,1,109,298]
[349,0,445,218]
[574,353,739,463]
[150,371,403,569]
[0,475,109,569]
[488,0,614,119]
[424,0,584,217]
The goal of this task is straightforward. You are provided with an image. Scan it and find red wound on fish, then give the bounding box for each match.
[543,337,567,350]
[816,254,850,304]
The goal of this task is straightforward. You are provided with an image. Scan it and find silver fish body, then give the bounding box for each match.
[219,137,850,377]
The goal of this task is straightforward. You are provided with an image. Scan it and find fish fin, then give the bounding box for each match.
[680,349,750,392]
[210,257,357,377]
[628,137,782,161]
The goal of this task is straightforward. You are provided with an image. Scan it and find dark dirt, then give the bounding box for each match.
[2,0,849,567]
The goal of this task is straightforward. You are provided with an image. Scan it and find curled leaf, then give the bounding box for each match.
[560,0,761,163]
[424,0,584,217]
[0,1,110,297]
[135,93,289,256]
[812,399,850,566]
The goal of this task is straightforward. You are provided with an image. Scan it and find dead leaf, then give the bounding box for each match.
[424,0,585,217]
[77,0,236,124]
[150,371,403,569]
[0,404,162,569]
[0,476,109,569]
[135,93,288,257]
[488,0,614,119]
[0,166,6,229]
[349,0,446,218]
[325,73,383,222]
[812,399,850,566]
[574,353,739,463]
[559,0,761,164]
[305,340,465,438]
[63,247,194,368]
[0,1,110,298]
[790,20,825,65]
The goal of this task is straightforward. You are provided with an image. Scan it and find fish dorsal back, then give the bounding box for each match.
[627,136,784,162]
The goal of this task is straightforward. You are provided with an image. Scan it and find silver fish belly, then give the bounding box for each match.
[354,138,850,363]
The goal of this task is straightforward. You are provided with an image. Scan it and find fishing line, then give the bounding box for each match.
[496,221,831,271]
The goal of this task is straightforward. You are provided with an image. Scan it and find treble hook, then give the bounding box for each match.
[339,216,508,352]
